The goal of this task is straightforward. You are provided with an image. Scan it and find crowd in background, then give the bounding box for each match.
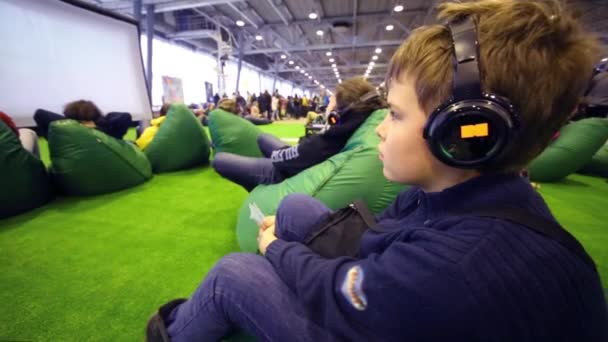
[179,90,333,124]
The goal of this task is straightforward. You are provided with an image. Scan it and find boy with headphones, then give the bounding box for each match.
[147,1,607,341]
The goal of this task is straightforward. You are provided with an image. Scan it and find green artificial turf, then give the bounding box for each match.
[1,122,607,341]
[257,123,306,142]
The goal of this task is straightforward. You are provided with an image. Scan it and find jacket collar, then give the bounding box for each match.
[414,173,536,219]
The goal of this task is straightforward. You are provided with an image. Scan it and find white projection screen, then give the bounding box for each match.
[0,0,152,127]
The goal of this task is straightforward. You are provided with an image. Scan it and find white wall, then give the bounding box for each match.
[142,37,300,105]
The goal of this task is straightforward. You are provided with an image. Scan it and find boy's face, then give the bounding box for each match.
[376,75,439,187]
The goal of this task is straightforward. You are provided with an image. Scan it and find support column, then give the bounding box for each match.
[145,5,154,100]
[235,33,244,94]
[133,0,142,28]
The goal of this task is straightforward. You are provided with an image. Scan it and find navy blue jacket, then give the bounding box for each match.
[266,174,607,341]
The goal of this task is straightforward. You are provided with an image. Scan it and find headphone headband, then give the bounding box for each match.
[449,17,482,101]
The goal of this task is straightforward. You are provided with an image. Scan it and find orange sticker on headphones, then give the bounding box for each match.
[461,123,489,139]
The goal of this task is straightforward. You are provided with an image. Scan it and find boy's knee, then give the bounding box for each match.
[209,254,259,283]
[276,193,312,220]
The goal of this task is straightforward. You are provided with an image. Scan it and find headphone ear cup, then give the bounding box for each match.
[327,111,340,125]
[425,99,515,168]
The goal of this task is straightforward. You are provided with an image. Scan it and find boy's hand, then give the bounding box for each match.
[258,224,277,255]
[258,215,276,231]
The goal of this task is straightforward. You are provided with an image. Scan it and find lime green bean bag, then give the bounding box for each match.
[145,105,211,173]
[48,120,152,196]
[0,122,53,218]
[579,142,608,177]
[235,109,407,252]
[208,109,263,157]
[528,118,608,182]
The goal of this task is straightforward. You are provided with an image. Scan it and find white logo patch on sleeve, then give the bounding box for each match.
[340,265,367,311]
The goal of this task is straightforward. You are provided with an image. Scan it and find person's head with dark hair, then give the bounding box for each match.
[63,100,102,123]
[160,103,172,116]
[0,111,19,137]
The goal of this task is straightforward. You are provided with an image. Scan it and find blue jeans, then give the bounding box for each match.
[211,134,290,192]
[165,194,334,341]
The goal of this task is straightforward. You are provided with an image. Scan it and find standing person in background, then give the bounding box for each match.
[213,93,220,107]
[280,96,288,119]
[260,90,272,120]
[236,92,247,115]
[302,95,309,115]
[271,93,280,121]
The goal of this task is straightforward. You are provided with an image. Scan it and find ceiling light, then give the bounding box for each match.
[255,35,263,41]
[375,48,382,54]
[394,5,404,12]
[329,58,335,63]
[236,20,245,27]
[305,73,309,76]
[295,66,300,70]
[289,60,294,65]
[308,76,313,79]
[308,12,318,20]
[316,30,324,36]
[338,79,342,83]
[326,51,332,56]
[331,63,336,67]
[280,54,287,59]
[372,55,378,61]
[321,85,325,89]
[385,24,394,31]
[369,61,375,66]
[300,70,305,74]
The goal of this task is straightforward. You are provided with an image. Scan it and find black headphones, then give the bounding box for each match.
[423,16,520,168]
[329,91,381,126]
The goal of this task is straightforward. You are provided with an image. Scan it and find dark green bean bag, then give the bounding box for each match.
[528,118,608,182]
[235,109,407,252]
[0,122,53,219]
[208,109,263,157]
[48,120,152,196]
[145,104,211,173]
[579,142,608,177]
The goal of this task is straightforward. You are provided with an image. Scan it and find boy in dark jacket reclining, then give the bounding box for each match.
[147,1,607,341]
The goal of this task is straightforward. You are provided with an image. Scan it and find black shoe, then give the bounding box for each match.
[146,298,188,342]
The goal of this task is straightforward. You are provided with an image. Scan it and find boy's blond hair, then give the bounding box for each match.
[218,98,238,114]
[335,77,387,114]
[387,0,601,173]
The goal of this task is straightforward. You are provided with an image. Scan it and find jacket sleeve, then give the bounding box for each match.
[264,238,457,339]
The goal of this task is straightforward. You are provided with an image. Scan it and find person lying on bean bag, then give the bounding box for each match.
[212,77,387,191]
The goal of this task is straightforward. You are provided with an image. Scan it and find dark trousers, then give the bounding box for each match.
[211,133,290,191]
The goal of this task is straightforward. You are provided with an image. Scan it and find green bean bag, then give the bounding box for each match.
[236,109,407,252]
[0,122,53,219]
[528,118,608,182]
[579,142,608,177]
[145,104,211,173]
[49,120,152,196]
[208,109,263,157]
